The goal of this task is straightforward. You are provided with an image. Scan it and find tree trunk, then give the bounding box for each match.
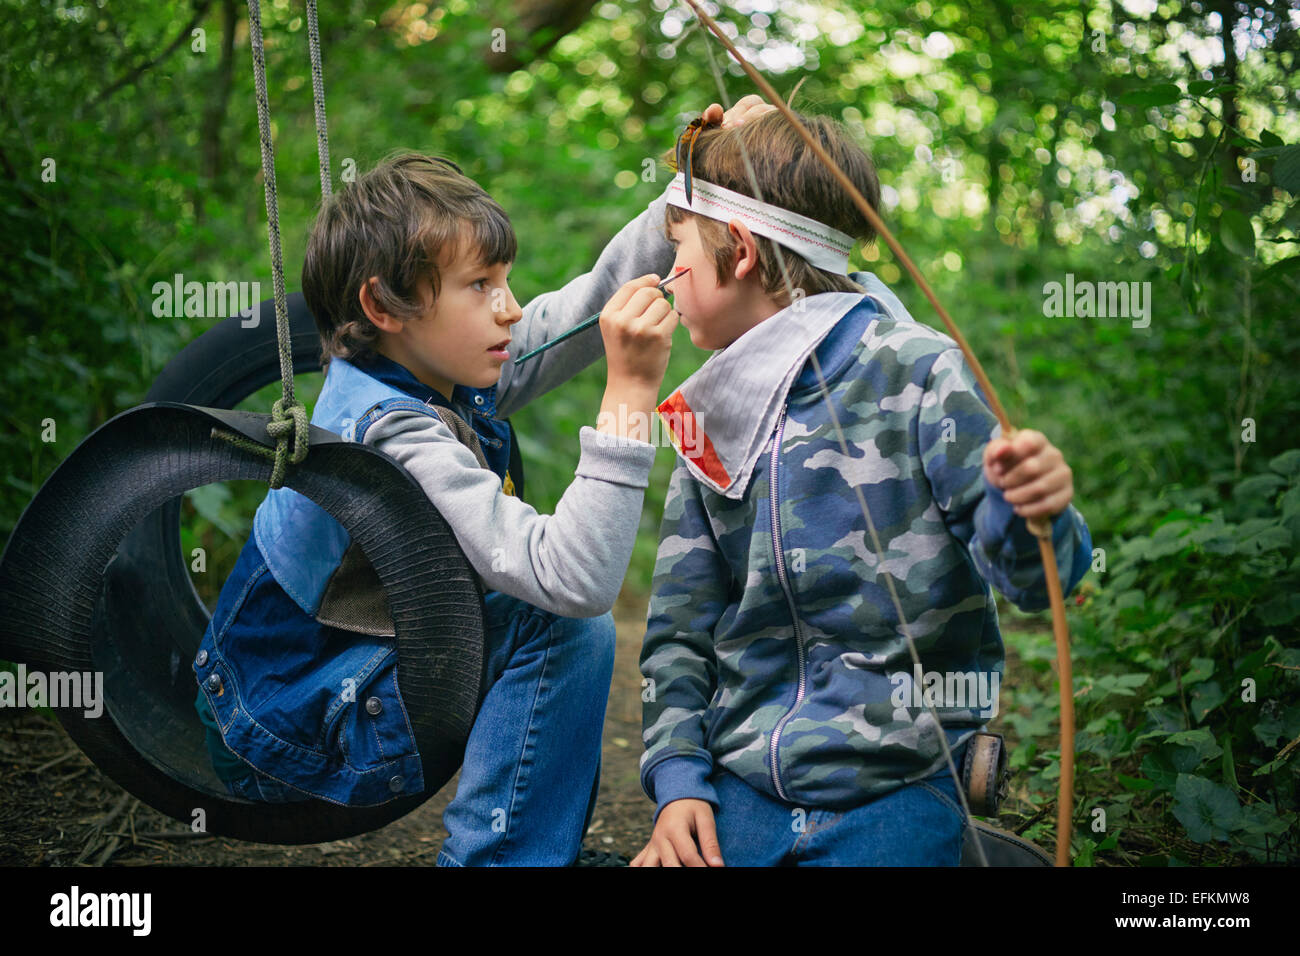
[200,0,239,195]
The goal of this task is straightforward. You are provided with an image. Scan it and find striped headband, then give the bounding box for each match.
[665,171,855,275]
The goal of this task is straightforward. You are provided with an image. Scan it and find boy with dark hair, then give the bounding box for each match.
[633,108,1091,866]
[191,128,731,866]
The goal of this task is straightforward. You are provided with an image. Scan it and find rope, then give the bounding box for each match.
[692,19,993,866]
[307,0,332,199]
[213,0,332,487]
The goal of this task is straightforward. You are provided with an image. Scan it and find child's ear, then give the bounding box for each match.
[359,276,405,332]
[727,219,761,281]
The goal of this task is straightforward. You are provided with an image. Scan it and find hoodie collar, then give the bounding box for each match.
[656,287,868,499]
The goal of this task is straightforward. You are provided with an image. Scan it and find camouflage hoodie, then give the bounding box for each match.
[639,272,1092,820]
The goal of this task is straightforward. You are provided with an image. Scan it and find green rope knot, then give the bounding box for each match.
[265,397,309,488]
[210,397,309,489]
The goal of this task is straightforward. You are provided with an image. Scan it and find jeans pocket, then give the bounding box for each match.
[917,778,968,826]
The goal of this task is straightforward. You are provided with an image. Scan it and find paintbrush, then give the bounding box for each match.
[512,268,690,365]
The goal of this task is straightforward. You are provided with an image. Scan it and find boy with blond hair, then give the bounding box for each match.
[634,108,1091,866]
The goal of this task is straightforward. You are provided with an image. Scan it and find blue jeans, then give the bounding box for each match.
[434,590,615,867]
[225,590,615,865]
[709,755,969,866]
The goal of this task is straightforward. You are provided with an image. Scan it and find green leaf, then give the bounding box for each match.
[1183,657,1215,685]
[1236,525,1292,555]
[1237,802,1292,836]
[1218,209,1256,259]
[1118,773,1155,791]
[1257,593,1300,625]
[1073,838,1094,867]
[1234,473,1285,502]
[1142,740,1211,789]
[1252,750,1295,776]
[1189,681,1227,722]
[1221,735,1238,791]
[1259,129,1284,147]
[1268,449,1300,479]
[1281,486,1300,520]
[1172,774,1242,842]
[1115,589,1145,610]
[1258,254,1300,287]
[184,484,243,539]
[1119,83,1182,108]
[1165,728,1223,761]
[1272,145,1300,193]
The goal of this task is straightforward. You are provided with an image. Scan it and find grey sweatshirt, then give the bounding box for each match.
[362,183,677,618]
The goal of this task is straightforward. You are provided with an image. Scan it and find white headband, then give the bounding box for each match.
[665,171,854,275]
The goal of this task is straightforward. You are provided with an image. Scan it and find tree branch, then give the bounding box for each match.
[81,0,215,114]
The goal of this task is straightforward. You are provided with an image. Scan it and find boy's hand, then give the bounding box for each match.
[630,799,724,867]
[701,94,776,129]
[599,274,679,391]
[983,429,1074,519]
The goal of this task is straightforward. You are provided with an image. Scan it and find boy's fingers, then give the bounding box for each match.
[1003,463,1072,505]
[635,296,673,327]
[984,437,1014,467]
[1015,485,1073,518]
[654,308,681,335]
[723,94,769,126]
[1009,428,1047,459]
[670,826,707,867]
[604,274,662,314]
[1001,445,1063,488]
[630,286,670,314]
[655,836,682,867]
[695,807,725,866]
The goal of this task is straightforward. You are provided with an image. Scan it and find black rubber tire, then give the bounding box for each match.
[130,293,519,671]
[0,402,486,844]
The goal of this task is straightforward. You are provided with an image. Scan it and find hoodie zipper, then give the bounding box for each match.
[767,405,806,802]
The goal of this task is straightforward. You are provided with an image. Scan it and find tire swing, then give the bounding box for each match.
[0,1,490,845]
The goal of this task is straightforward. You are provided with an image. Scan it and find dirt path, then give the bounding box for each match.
[0,594,656,867]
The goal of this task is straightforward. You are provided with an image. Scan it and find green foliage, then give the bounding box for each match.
[1003,451,1300,865]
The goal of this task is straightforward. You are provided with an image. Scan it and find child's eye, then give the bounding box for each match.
[471,278,489,292]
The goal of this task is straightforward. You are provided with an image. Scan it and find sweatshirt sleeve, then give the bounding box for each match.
[364,411,656,619]
[917,348,1092,611]
[638,459,729,822]
[494,183,677,419]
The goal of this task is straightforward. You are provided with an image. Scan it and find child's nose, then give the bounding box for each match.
[501,287,523,324]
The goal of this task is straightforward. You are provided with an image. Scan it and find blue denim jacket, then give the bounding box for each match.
[193,352,515,806]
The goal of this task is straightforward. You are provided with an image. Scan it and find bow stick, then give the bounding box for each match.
[679,0,1075,867]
